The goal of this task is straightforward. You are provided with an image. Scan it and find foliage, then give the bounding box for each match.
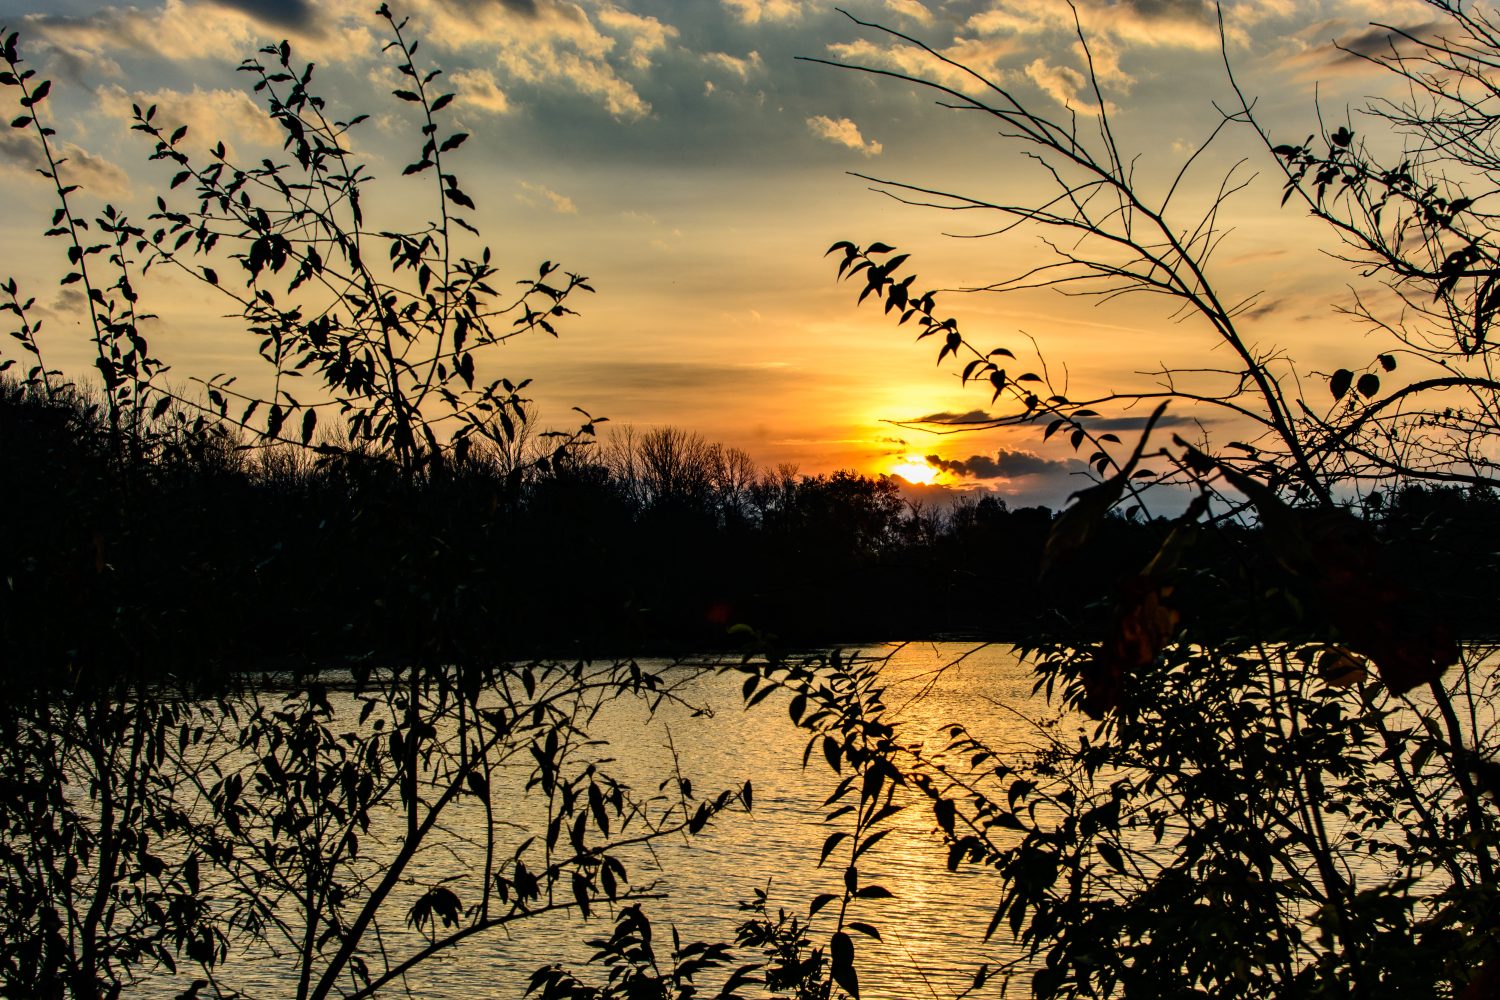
[0,11,772,999]
[778,3,1500,997]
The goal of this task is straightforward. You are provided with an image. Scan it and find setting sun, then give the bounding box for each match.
[890,457,939,486]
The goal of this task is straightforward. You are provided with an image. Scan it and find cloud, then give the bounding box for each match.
[517,180,577,213]
[721,0,805,25]
[824,34,1020,92]
[911,409,998,424]
[884,0,934,25]
[806,115,882,155]
[412,0,670,119]
[596,6,677,72]
[907,409,1202,434]
[24,0,375,71]
[450,67,513,114]
[95,84,281,159]
[1086,413,1201,431]
[1280,18,1447,81]
[1025,57,1110,113]
[554,360,815,398]
[968,0,1222,52]
[702,50,762,80]
[927,448,1078,480]
[207,0,318,32]
[0,131,130,199]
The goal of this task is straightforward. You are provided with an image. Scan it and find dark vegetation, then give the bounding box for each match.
[0,377,1062,669]
[7,375,1499,675]
[734,2,1500,996]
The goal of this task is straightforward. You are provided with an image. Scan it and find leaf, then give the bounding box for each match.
[1378,353,1396,371]
[934,798,956,834]
[1356,372,1380,398]
[822,735,841,773]
[1330,368,1353,399]
[830,932,859,999]
[572,872,591,919]
[1318,646,1368,688]
[809,892,838,918]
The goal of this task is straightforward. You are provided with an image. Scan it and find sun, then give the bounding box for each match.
[889,457,939,486]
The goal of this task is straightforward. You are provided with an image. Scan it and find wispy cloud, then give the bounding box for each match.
[968,0,1223,52]
[207,0,319,32]
[806,114,881,155]
[884,0,934,26]
[517,180,577,214]
[24,0,375,71]
[450,67,513,115]
[0,130,129,199]
[95,84,281,159]
[702,49,762,80]
[911,409,997,424]
[411,0,671,120]
[721,0,805,25]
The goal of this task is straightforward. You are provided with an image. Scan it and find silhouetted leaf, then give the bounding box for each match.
[830,932,859,999]
[1330,368,1353,399]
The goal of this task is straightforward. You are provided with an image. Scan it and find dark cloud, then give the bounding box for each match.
[205,0,317,32]
[0,130,41,172]
[1087,413,1202,432]
[553,361,811,394]
[910,408,997,424]
[1333,22,1445,63]
[926,448,1075,480]
[429,0,539,17]
[908,409,1201,433]
[1239,299,1286,321]
[0,131,129,198]
[1109,0,1212,17]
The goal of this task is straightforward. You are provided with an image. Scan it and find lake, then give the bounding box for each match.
[138,643,1051,999]
[132,640,1495,999]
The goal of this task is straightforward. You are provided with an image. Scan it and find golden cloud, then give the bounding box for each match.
[806,115,882,156]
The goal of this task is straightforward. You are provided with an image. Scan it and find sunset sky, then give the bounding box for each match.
[0,0,1439,505]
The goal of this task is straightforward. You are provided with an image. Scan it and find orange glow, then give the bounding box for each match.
[890,457,939,485]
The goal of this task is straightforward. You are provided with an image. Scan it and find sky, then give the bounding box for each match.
[0,0,1441,506]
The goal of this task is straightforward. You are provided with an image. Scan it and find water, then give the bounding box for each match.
[140,643,1052,999]
[126,641,1497,998]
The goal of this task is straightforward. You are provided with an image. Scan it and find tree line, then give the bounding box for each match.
[8,373,1497,682]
